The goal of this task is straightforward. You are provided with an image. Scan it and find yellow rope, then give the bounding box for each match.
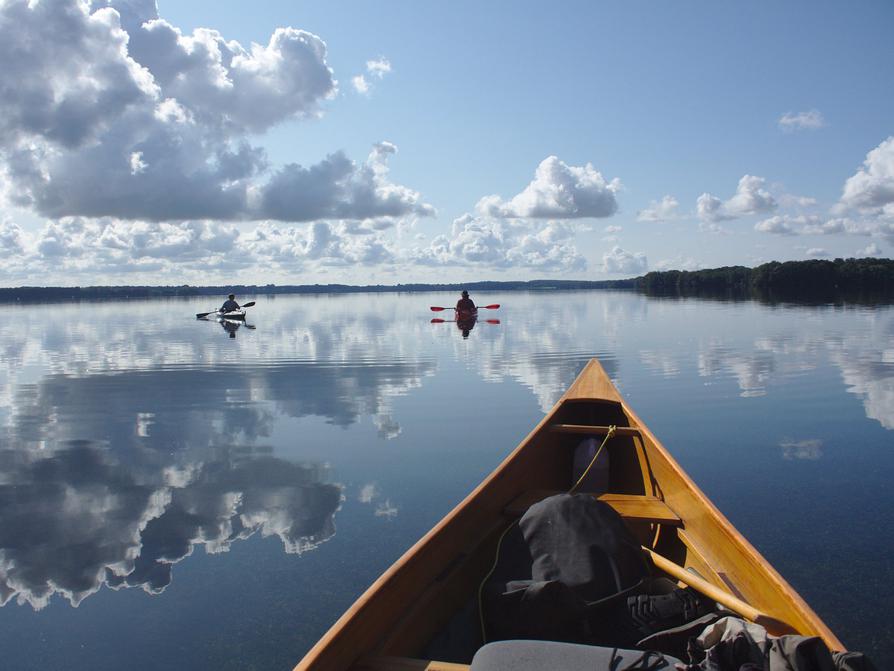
[569,425,616,494]
[477,520,517,643]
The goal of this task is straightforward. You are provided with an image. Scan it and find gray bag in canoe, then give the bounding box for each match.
[481,492,648,644]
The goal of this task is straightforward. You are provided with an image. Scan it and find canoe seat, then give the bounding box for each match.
[504,490,682,526]
[351,656,469,670]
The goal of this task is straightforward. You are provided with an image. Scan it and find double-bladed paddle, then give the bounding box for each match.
[430,304,500,311]
[196,301,256,318]
[431,318,500,324]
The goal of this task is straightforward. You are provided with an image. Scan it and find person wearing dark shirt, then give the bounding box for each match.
[456,290,476,315]
[221,294,240,312]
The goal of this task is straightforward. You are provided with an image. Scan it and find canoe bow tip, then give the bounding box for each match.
[562,358,624,405]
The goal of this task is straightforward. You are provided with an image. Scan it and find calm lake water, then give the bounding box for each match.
[0,291,891,669]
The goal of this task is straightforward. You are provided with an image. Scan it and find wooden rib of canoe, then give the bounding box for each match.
[295,358,843,671]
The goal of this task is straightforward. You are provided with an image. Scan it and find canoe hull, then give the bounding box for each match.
[295,358,842,670]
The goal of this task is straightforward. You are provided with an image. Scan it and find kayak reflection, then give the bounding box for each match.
[198,314,256,338]
[430,312,500,339]
[456,311,477,339]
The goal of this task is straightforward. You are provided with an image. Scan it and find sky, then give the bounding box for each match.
[0,0,893,287]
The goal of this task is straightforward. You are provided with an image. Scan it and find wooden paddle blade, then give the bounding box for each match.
[482,304,500,309]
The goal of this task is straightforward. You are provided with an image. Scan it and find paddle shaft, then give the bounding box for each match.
[430,304,500,311]
[431,318,500,324]
[642,546,796,635]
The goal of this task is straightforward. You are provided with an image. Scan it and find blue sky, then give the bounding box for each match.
[0,0,892,286]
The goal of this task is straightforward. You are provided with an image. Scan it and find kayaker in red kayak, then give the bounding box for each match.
[455,290,476,316]
[221,294,240,312]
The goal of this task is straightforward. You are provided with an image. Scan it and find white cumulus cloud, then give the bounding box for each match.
[352,57,391,95]
[257,142,434,222]
[697,175,778,222]
[754,214,823,236]
[655,256,700,271]
[839,136,894,212]
[602,245,647,275]
[0,215,410,284]
[637,195,679,222]
[366,58,391,78]
[352,75,370,94]
[477,156,620,219]
[0,1,431,225]
[857,242,883,257]
[412,215,586,271]
[778,110,826,132]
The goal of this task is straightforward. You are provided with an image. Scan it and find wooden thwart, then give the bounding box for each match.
[550,424,641,436]
[504,490,682,526]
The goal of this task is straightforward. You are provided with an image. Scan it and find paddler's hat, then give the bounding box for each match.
[228,294,235,299]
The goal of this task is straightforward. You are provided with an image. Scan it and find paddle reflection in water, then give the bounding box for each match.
[429,315,501,339]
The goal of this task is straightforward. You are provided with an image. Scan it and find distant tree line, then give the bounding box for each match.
[635,258,894,301]
[3,259,891,305]
[0,278,636,303]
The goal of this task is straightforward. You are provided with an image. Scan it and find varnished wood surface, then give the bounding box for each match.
[503,490,682,525]
[643,546,796,636]
[351,656,470,671]
[550,424,642,435]
[562,359,624,403]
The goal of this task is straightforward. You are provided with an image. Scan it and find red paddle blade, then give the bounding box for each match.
[430,306,449,311]
[430,318,447,323]
[482,304,500,309]
[485,319,501,324]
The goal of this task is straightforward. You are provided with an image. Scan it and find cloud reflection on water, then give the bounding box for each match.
[0,441,340,609]
[0,301,442,609]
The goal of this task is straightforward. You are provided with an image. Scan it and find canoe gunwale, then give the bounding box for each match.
[617,393,844,651]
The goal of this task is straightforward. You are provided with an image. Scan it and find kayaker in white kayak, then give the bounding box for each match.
[221,294,240,312]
